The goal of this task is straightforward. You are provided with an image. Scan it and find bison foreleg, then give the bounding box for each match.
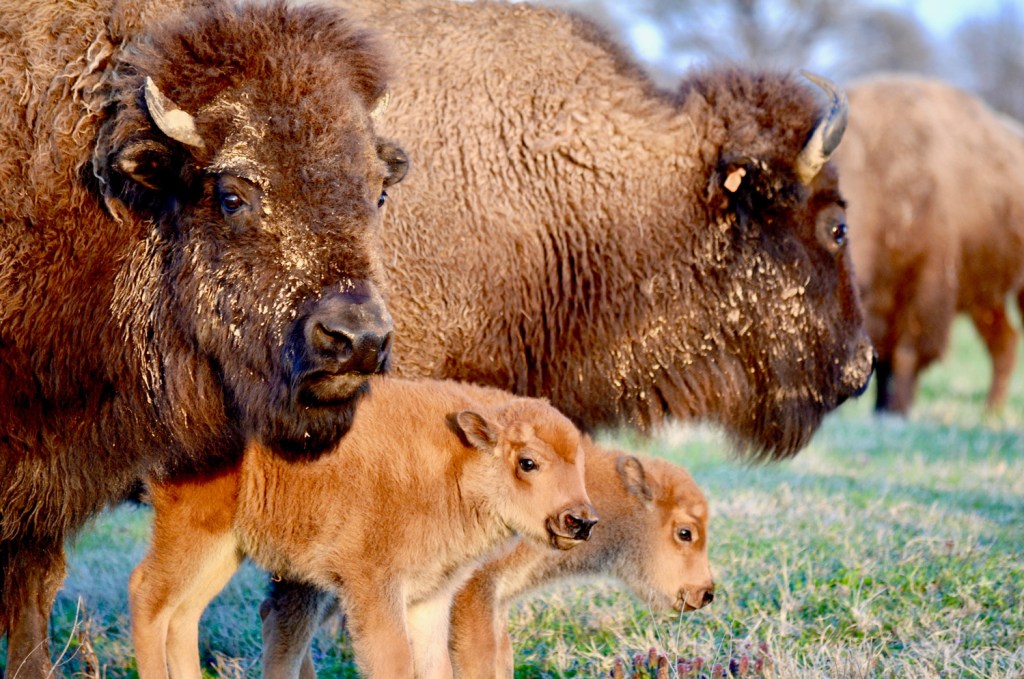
[969,303,1018,410]
[1,539,66,679]
[259,579,337,679]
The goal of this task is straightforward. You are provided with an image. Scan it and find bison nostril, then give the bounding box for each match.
[563,514,598,541]
[312,322,354,356]
[703,589,715,605]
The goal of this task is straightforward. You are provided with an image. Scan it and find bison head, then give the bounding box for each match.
[93,1,409,457]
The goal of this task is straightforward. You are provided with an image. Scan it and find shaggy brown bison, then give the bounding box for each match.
[129,377,596,679]
[259,0,874,675]
[0,0,407,673]
[259,441,713,679]
[835,74,1024,414]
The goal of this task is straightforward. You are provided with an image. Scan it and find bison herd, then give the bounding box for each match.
[0,0,1017,677]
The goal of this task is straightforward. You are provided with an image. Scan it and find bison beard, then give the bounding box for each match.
[0,0,408,673]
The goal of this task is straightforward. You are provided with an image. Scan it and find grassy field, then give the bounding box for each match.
[3,317,1022,678]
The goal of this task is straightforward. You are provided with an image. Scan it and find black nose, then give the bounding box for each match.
[305,286,393,375]
[703,589,715,606]
[561,510,598,541]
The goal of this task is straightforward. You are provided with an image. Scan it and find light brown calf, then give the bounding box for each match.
[129,377,596,679]
[259,439,712,679]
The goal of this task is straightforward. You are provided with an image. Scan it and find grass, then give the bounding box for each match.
[2,316,1023,677]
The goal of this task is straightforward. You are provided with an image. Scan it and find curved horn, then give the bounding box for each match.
[795,70,848,184]
[144,77,205,149]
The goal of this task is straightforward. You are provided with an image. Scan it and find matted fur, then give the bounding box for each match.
[835,74,1024,414]
[0,0,403,673]
[129,377,595,679]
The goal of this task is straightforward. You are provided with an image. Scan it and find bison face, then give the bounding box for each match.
[94,3,410,458]
[452,402,597,550]
[615,456,714,613]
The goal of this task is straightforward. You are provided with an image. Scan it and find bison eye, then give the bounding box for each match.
[221,192,244,214]
[676,528,693,543]
[377,191,388,208]
[831,221,848,247]
[518,457,537,472]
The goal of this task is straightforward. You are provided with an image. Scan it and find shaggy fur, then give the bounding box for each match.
[329,0,874,459]
[835,74,1024,413]
[260,442,713,679]
[0,0,405,673]
[129,377,596,679]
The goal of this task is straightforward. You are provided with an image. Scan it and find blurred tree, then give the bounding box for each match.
[539,0,934,86]
[951,1,1024,121]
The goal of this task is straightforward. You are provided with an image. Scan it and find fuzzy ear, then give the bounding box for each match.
[616,455,654,508]
[377,140,409,188]
[449,410,499,452]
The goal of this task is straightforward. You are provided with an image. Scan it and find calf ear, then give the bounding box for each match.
[377,140,409,187]
[616,456,654,508]
[449,411,499,453]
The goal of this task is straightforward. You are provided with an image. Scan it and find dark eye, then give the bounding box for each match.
[831,221,848,247]
[377,190,388,208]
[221,192,244,214]
[676,528,693,543]
[518,457,537,472]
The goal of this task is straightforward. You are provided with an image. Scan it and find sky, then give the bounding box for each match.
[882,0,1015,35]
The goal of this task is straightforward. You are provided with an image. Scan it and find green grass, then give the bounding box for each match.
[3,317,1023,677]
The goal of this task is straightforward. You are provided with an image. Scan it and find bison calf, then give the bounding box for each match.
[129,377,596,679]
[259,441,713,679]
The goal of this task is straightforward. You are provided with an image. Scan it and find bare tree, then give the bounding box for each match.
[952,2,1024,121]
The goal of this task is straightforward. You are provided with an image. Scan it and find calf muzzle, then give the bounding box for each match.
[548,505,599,549]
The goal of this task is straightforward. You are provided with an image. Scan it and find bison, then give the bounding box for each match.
[0,0,407,673]
[259,441,713,679]
[258,0,874,674]
[129,377,597,679]
[834,74,1024,414]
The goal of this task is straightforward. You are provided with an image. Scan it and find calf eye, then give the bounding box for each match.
[676,528,693,543]
[518,457,537,472]
[221,192,244,214]
[377,191,388,208]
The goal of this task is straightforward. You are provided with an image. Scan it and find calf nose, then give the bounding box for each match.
[702,587,715,606]
[560,507,599,541]
[305,286,393,375]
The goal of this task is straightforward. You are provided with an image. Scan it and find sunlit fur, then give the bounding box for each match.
[0,0,399,672]
[835,74,1024,414]
[129,377,594,679]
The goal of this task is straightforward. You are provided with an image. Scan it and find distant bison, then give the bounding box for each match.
[835,75,1024,413]
[129,377,596,679]
[0,0,406,673]
[260,0,874,674]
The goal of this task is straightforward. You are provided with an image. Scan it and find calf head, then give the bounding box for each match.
[452,401,597,550]
[615,455,714,612]
[92,1,409,457]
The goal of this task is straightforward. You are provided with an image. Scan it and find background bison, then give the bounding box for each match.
[835,74,1024,414]
[0,0,405,674]
[261,0,875,675]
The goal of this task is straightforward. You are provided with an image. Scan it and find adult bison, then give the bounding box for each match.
[261,0,874,675]
[0,0,406,674]
[834,74,1024,414]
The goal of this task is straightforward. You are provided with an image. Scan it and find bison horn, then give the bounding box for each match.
[143,77,206,149]
[794,70,848,185]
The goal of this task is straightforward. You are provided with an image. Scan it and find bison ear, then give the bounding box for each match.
[377,140,409,188]
[113,139,177,191]
[616,455,654,508]
[449,410,499,453]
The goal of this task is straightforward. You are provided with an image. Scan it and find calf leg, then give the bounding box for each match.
[260,579,337,679]
[1,539,66,679]
[407,593,455,679]
[343,581,414,679]
[969,303,1018,410]
[130,474,241,679]
[449,577,509,679]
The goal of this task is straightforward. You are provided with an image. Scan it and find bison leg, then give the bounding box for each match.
[407,593,455,679]
[968,303,1018,410]
[1,540,66,679]
[449,576,510,679]
[872,356,893,412]
[342,578,414,679]
[259,579,337,679]
[888,342,922,415]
